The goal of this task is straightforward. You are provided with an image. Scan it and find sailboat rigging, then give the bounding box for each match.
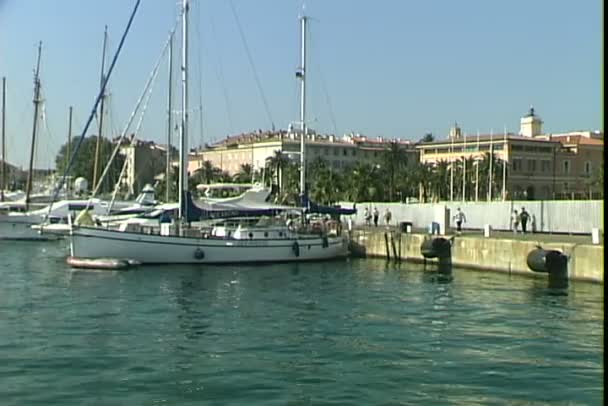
[92,25,109,192]
[67,3,353,264]
[25,42,43,212]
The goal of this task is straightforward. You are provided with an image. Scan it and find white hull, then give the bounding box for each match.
[0,216,61,240]
[69,226,348,264]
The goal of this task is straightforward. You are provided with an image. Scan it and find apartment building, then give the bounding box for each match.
[188,129,419,176]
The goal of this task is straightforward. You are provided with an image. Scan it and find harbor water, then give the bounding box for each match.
[0,240,603,405]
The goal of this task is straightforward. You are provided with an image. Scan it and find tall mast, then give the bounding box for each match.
[66,106,73,197]
[166,30,174,203]
[178,0,190,221]
[502,125,507,200]
[297,15,308,198]
[1,77,6,202]
[93,25,109,192]
[25,41,43,211]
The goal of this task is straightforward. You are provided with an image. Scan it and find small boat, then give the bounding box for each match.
[66,256,140,270]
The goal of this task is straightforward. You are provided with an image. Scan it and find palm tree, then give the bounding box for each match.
[382,141,408,201]
[233,163,253,184]
[309,163,344,205]
[278,162,300,204]
[344,161,381,203]
[189,160,222,191]
[478,152,501,200]
[265,150,288,195]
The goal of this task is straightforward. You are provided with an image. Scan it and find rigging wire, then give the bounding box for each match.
[192,0,205,149]
[308,25,338,135]
[108,66,158,207]
[207,5,234,136]
[45,0,142,221]
[94,24,178,211]
[228,0,275,130]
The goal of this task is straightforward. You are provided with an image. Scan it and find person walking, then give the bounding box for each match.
[373,207,379,227]
[511,209,519,234]
[520,207,530,234]
[453,207,466,234]
[384,208,392,227]
[363,207,371,226]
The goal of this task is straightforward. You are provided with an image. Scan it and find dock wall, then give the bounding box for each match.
[349,230,604,283]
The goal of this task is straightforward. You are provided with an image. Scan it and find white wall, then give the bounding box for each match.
[341,200,603,234]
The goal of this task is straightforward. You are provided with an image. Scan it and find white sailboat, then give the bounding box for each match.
[68,3,352,264]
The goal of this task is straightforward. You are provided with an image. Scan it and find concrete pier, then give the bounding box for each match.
[349,229,604,283]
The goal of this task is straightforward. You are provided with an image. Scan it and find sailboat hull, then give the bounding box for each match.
[0,215,61,241]
[69,226,349,264]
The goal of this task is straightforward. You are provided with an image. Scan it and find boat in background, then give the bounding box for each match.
[1,185,157,240]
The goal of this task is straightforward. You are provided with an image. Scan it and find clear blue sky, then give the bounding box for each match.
[0,0,603,169]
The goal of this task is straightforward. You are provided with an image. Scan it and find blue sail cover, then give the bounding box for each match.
[300,194,357,216]
[182,192,356,222]
[182,192,292,222]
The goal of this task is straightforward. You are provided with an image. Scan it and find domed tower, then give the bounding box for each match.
[519,106,543,137]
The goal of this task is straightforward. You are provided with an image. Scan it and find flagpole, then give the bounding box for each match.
[475,129,479,201]
[462,130,467,201]
[450,130,454,201]
[502,125,507,200]
[488,128,493,201]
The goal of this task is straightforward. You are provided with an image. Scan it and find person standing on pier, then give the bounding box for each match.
[364,207,371,226]
[373,207,379,227]
[511,209,520,234]
[453,207,466,234]
[520,207,530,234]
[384,208,392,227]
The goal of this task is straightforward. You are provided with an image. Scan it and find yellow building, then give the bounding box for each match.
[416,108,603,200]
[188,129,418,176]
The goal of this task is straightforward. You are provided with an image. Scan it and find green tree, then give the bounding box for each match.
[382,142,408,201]
[233,163,253,183]
[265,150,288,195]
[55,135,124,194]
[419,133,434,143]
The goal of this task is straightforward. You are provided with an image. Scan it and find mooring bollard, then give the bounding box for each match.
[591,228,600,245]
[483,224,491,238]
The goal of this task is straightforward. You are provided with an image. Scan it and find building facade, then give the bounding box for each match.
[188,129,419,177]
[119,140,170,197]
[416,108,603,200]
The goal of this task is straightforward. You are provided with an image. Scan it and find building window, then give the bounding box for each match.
[343,149,347,156]
[563,160,570,174]
[585,161,592,175]
[352,150,356,156]
[333,149,339,156]
[513,159,522,172]
[324,148,329,155]
[541,160,551,173]
[527,159,536,172]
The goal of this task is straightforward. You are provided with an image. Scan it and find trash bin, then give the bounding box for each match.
[400,221,413,233]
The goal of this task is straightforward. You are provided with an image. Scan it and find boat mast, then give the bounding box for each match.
[178,0,190,221]
[1,77,6,201]
[25,41,43,211]
[166,30,174,203]
[93,25,109,192]
[66,106,73,197]
[297,15,308,199]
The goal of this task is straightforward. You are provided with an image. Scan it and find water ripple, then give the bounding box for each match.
[0,244,603,405]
